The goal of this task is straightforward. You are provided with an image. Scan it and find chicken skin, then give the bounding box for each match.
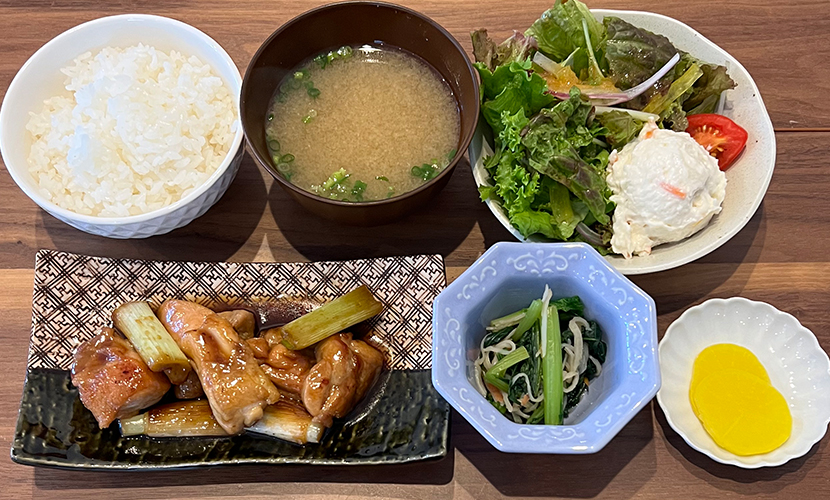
[301,333,383,428]
[261,344,315,395]
[348,337,384,402]
[71,327,171,428]
[157,300,280,434]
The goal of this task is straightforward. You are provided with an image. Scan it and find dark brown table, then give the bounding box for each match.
[2,1,828,498]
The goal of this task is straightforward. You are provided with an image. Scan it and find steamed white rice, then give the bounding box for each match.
[26,44,236,217]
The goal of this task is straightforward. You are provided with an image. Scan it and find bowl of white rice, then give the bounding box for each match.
[0,14,243,238]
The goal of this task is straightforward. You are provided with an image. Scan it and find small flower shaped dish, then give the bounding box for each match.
[657,297,830,468]
[431,242,659,453]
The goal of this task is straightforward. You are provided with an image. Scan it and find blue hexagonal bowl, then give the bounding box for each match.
[432,242,659,453]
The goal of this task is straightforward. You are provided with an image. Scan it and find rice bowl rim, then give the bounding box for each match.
[0,13,244,226]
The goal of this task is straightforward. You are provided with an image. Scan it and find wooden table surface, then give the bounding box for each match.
[2,1,829,498]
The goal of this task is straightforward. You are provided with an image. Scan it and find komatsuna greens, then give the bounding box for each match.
[473,286,608,424]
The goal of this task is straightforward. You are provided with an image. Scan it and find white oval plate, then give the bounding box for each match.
[469,9,776,275]
[657,297,830,468]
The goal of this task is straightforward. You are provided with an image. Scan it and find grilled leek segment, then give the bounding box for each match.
[112,301,191,384]
[246,401,324,444]
[120,399,322,445]
[281,285,383,350]
[119,399,227,437]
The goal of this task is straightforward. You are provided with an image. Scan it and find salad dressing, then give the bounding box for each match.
[541,66,619,94]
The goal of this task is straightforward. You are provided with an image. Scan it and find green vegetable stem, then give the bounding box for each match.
[543,305,564,425]
[484,346,530,392]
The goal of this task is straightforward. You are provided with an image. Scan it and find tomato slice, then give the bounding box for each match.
[686,114,748,171]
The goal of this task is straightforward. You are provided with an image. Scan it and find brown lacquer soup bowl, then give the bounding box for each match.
[241,1,479,226]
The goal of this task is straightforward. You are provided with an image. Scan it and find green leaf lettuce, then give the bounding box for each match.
[475,59,555,135]
[526,0,605,62]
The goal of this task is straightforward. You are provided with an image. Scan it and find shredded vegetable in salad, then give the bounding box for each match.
[473,286,607,424]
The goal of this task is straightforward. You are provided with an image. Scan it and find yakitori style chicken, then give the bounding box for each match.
[348,336,384,401]
[157,300,280,434]
[71,327,171,428]
[301,333,383,428]
[71,285,385,444]
[261,343,315,395]
[302,334,358,428]
[217,309,256,340]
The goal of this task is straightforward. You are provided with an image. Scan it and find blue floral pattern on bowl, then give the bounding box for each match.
[431,242,660,453]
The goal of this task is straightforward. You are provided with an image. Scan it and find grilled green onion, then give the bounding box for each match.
[119,400,228,437]
[112,302,190,384]
[281,285,383,350]
[247,401,324,445]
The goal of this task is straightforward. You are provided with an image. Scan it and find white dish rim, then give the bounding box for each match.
[656,296,830,468]
[0,13,244,227]
[469,8,776,275]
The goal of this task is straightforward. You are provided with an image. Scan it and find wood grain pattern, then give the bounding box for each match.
[0,1,828,499]
[2,0,829,128]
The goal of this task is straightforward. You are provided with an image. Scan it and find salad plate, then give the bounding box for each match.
[469,9,776,275]
[12,250,448,469]
[657,297,830,468]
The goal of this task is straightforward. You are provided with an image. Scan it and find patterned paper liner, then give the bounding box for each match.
[28,250,445,372]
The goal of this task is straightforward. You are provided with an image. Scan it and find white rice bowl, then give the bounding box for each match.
[26,44,236,217]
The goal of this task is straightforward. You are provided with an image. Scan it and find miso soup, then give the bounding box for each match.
[264,45,460,202]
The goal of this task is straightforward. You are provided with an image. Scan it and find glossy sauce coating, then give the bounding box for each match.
[71,327,171,428]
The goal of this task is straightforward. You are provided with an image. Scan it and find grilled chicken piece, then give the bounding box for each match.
[262,327,284,348]
[157,300,280,434]
[173,369,204,400]
[71,327,171,428]
[217,309,256,340]
[302,334,358,428]
[301,333,384,428]
[261,344,314,395]
[246,337,271,360]
[349,337,384,402]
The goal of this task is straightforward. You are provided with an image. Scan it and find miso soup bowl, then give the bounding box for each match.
[241,1,479,226]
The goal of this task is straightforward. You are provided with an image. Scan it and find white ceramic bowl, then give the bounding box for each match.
[469,9,776,274]
[0,14,244,239]
[657,297,830,468]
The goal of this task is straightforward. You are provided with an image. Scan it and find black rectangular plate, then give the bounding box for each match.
[13,369,447,468]
[12,250,448,468]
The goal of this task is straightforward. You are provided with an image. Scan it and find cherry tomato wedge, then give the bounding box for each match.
[686,114,748,171]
